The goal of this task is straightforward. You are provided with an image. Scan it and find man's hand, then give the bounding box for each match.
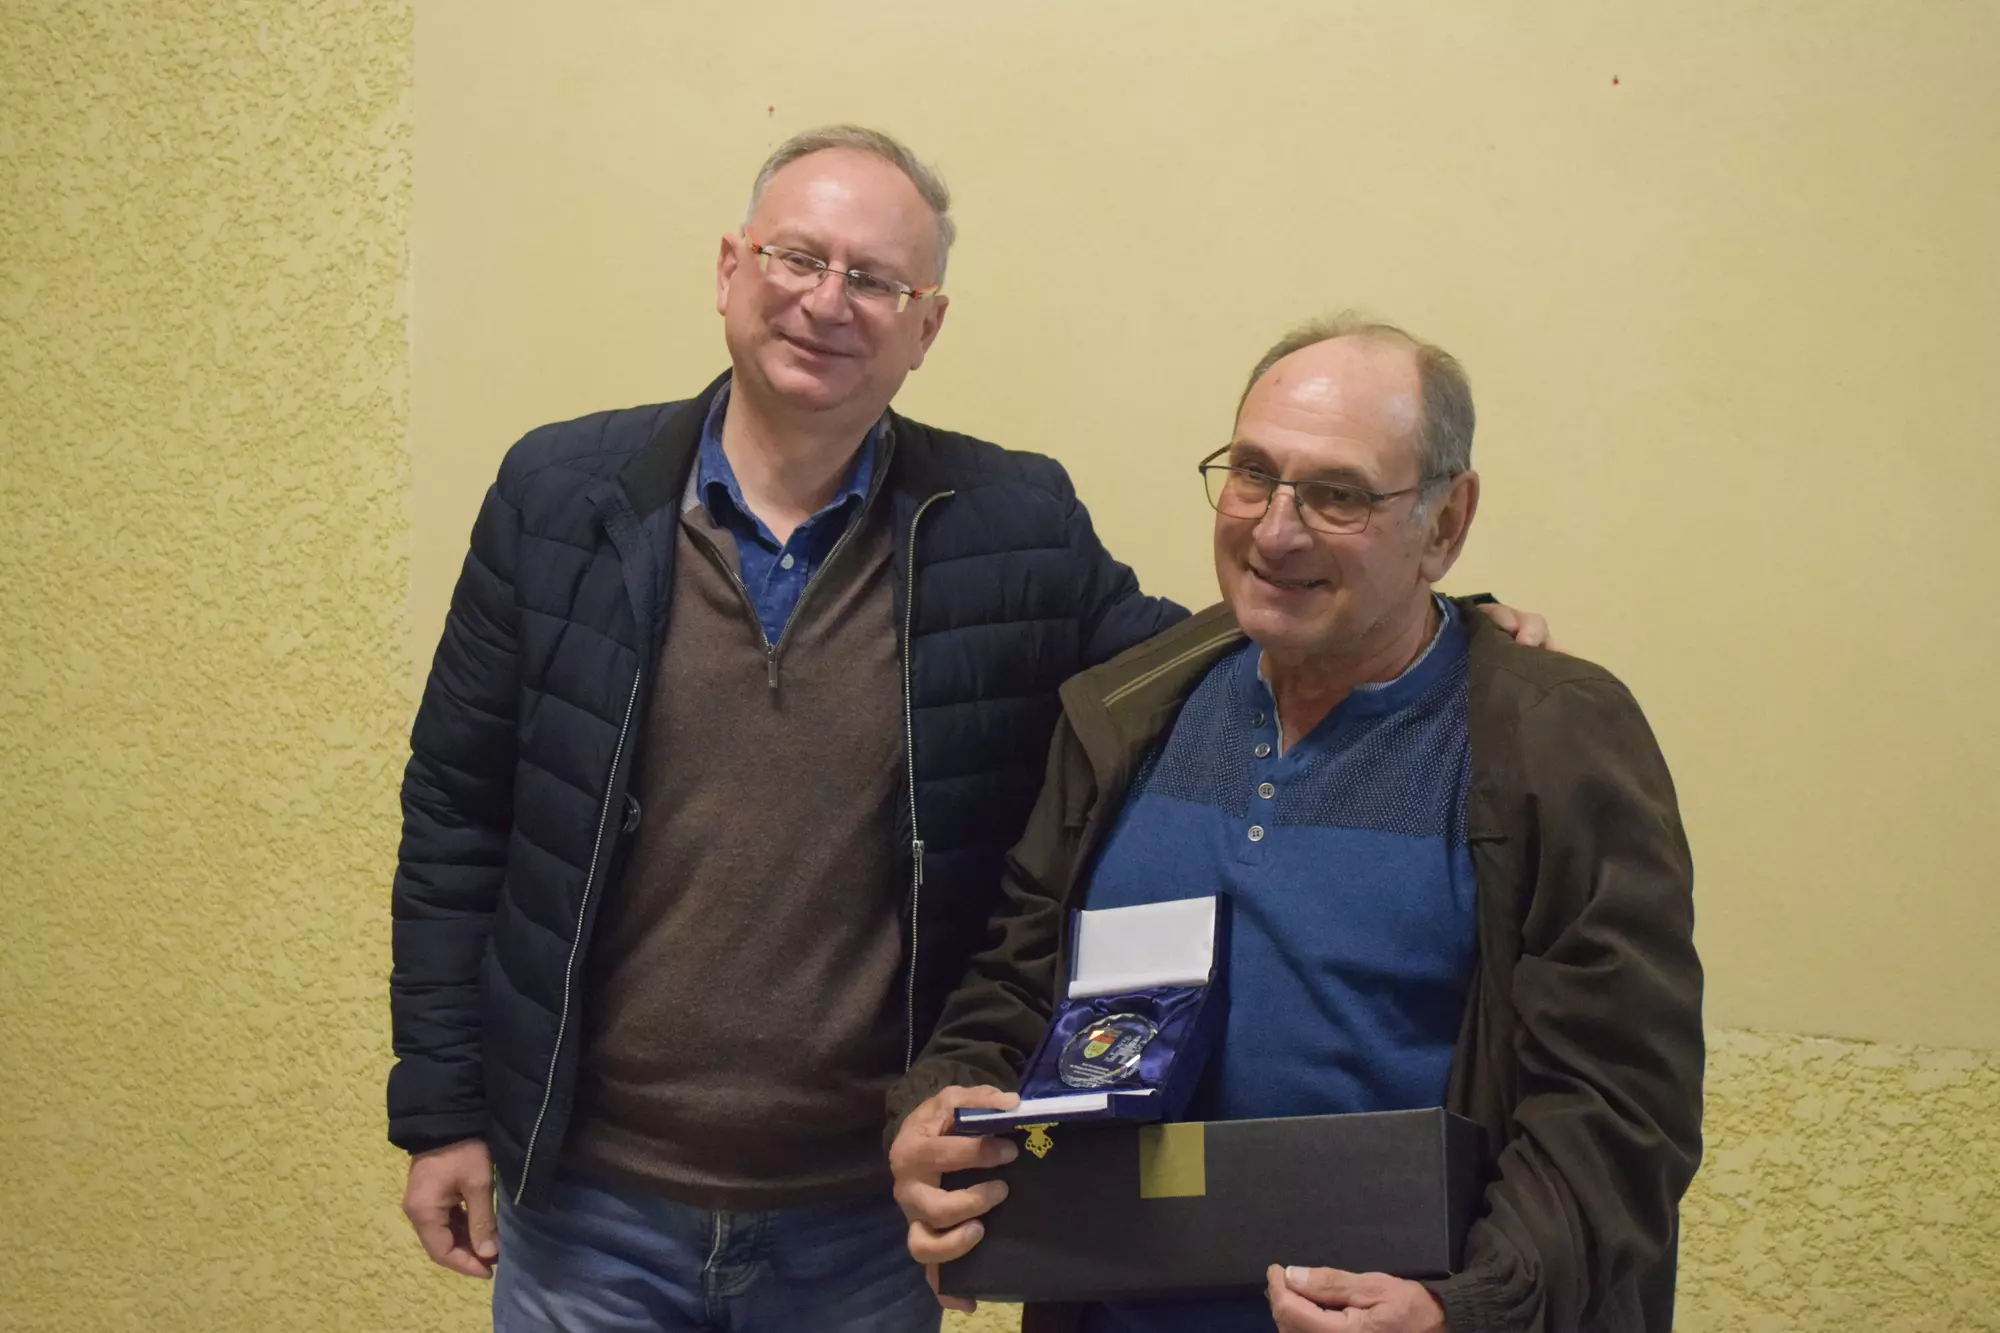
[889,1085,1022,1314]
[403,1137,499,1279]
[1475,602,1558,651]
[1266,1266,1446,1333]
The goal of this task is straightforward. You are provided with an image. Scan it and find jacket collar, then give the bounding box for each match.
[618,371,730,521]
[1057,596,1518,839]
[882,408,951,500]
[619,371,954,520]
[1057,602,1246,801]
[1457,606,1517,844]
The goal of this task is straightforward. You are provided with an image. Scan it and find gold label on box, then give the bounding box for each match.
[1137,1122,1206,1199]
[1021,1123,1057,1159]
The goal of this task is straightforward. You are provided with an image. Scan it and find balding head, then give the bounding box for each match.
[1239,314,1475,494]
[1211,314,1481,678]
[1238,334,1428,482]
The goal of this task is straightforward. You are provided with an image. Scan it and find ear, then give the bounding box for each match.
[716,233,741,317]
[1419,470,1480,583]
[908,293,950,371]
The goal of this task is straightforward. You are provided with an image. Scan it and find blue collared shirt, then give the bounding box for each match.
[695,383,885,644]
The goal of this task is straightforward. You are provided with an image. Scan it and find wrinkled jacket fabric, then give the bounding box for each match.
[889,603,1704,1333]
[387,374,1184,1206]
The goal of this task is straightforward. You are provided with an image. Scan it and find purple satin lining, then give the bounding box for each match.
[1020,986,1210,1098]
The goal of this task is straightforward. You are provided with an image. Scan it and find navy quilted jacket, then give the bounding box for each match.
[388,374,1187,1205]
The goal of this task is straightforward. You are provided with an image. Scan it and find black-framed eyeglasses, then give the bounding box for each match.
[744,231,940,314]
[1197,445,1438,535]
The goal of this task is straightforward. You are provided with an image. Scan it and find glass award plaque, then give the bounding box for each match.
[1057,1012,1159,1089]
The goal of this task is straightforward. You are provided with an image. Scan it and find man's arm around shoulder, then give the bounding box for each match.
[1044,461,1189,666]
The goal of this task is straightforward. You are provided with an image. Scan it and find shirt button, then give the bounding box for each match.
[1257,782,1275,799]
[1254,742,1272,759]
[780,553,796,570]
[1248,825,1266,843]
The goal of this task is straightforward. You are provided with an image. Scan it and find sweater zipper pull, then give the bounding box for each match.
[766,644,778,691]
[912,838,925,887]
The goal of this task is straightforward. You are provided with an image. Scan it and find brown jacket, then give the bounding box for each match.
[887,602,1704,1333]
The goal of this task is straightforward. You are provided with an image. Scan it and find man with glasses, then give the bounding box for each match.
[890,317,1703,1333]
[389,123,1550,1331]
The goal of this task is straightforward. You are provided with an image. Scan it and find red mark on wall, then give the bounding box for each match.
[1612,76,1620,85]
[768,105,775,115]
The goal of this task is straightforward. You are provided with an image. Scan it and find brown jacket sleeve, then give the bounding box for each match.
[1429,673,1704,1332]
[884,713,1093,1142]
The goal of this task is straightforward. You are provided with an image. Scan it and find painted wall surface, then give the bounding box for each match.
[0,3,485,1330]
[413,0,2000,1058]
[6,2,1998,1331]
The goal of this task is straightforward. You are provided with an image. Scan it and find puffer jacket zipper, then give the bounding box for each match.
[514,663,644,1203]
[902,489,954,1070]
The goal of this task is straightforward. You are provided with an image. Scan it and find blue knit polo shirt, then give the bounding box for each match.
[1081,599,1477,1333]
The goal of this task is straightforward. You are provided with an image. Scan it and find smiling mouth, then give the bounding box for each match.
[780,332,853,359]
[1249,565,1327,592]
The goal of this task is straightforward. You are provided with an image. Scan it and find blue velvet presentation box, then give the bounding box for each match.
[951,895,1228,1137]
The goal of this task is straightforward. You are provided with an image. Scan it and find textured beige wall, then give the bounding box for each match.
[1680,1030,2000,1333]
[0,2,484,1330]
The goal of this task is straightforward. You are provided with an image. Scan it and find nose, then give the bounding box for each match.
[1251,487,1315,555]
[801,267,856,323]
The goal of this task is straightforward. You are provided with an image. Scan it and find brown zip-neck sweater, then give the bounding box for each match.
[566,470,907,1209]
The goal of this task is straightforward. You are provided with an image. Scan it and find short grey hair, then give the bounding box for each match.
[1237,313,1475,505]
[744,124,956,285]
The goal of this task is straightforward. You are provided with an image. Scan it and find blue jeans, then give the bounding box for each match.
[493,1172,941,1333]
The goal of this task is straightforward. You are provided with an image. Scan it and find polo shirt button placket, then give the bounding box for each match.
[1245,722,1277,857]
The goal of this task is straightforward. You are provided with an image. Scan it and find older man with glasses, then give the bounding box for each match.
[388,121,1553,1332]
[889,316,1703,1333]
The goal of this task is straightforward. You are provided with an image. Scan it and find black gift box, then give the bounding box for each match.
[938,1107,1485,1304]
[953,896,1229,1136]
